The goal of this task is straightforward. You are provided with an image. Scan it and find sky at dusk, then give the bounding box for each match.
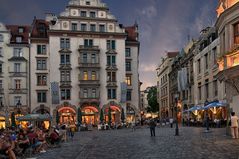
[0,0,219,90]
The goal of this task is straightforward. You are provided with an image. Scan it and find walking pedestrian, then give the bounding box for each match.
[169,118,173,128]
[149,119,156,137]
[131,121,136,132]
[230,112,239,139]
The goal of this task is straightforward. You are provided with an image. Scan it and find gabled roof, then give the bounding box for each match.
[31,19,49,39]
[125,25,138,42]
[6,25,30,44]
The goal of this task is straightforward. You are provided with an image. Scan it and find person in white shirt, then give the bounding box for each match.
[230,112,239,139]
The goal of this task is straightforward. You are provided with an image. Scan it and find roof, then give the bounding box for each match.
[167,52,179,58]
[30,19,49,39]
[6,25,30,44]
[125,25,138,42]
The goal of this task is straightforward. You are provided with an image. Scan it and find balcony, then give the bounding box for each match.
[106,81,117,87]
[59,64,72,70]
[79,80,100,86]
[9,88,27,94]
[9,72,27,77]
[60,81,72,88]
[78,59,100,68]
[78,45,100,51]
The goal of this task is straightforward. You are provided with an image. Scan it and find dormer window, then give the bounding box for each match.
[18,27,24,33]
[86,1,90,5]
[16,36,22,43]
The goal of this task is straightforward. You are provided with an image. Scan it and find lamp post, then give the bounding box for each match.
[174,93,179,136]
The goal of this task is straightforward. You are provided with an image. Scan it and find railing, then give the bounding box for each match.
[79,45,99,50]
[79,80,100,86]
[9,88,27,94]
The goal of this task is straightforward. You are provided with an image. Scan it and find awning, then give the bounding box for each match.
[203,102,228,110]
[16,114,52,121]
[183,106,203,113]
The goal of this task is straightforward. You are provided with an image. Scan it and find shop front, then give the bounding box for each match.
[103,102,122,124]
[56,105,77,125]
[126,104,135,123]
[81,106,99,125]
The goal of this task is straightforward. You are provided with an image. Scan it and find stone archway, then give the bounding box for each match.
[53,102,77,125]
[81,102,100,125]
[102,101,122,124]
[32,105,50,114]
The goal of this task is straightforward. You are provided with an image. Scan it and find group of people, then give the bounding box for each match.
[0,122,75,159]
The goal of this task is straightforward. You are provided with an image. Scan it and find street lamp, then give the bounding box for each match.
[174,92,179,136]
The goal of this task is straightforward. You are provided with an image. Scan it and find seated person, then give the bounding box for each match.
[27,129,44,153]
[0,132,16,159]
[50,129,60,145]
[17,131,30,154]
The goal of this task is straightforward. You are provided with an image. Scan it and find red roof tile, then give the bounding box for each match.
[30,19,49,39]
[125,25,138,42]
[6,25,30,44]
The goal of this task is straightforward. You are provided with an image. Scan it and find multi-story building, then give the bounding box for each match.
[157,52,178,119]
[193,27,219,106]
[29,18,50,116]
[41,0,140,125]
[216,0,239,113]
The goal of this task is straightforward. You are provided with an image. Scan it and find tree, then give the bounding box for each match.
[100,109,104,123]
[147,86,159,113]
[121,108,125,123]
[77,107,82,125]
[11,112,16,127]
[108,107,112,125]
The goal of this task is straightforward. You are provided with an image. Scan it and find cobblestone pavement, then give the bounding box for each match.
[34,127,239,159]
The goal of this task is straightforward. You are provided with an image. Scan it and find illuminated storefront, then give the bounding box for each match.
[58,107,76,124]
[82,106,99,125]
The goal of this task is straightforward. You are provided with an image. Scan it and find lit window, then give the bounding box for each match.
[125,75,132,86]
[83,71,88,80]
[91,71,96,80]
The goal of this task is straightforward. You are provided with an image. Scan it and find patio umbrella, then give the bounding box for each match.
[203,102,227,110]
[100,109,104,123]
[11,112,16,127]
[77,107,82,125]
[121,108,125,123]
[108,107,111,125]
[16,114,52,121]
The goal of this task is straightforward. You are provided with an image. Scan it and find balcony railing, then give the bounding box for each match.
[9,72,27,77]
[79,80,100,86]
[9,88,27,94]
[78,45,100,51]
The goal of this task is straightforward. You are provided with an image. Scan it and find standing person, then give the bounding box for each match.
[169,118,174,128]
[230,112,239,139]
[131,121,136,132]
[69,123,75,141]
[149,119,156,137]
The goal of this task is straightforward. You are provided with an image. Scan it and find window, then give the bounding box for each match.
[37,75,47,86]
[91,71,96,80]
[83,71,88,80]
[86,1,90,5]
[107,40,116,50]
[80,11,87,17]
[14,96,21,106]
[84,39,93,47]
[60,54,70,64]
[126,61,131,71]
[234,22,239,44]
[37,92,47,103]
[13,48,22,57]
[198,83,201,100]
[204,53,208,70]
[60,38,70,49]
[126,90,132,101]
[16,37,22,43]
[37,59,47,70]
[14,63,21,72]
[37,45,46,55]
[197,59,201,74]
[81,24,87,31]
[15,79,21,90]
[61,89,71,100]
[205,80,209,99]
[126,48,131,57]
[0,34,3,42]
[213,80,218,96]
[0,47,2,56]
[126,75,132,86]
[83,89,88,98]
[61,71,71,82]
[99,25,105,32]
[83,53,87,63]
[92,89,96,98]
[212,47,217,65]
[107,89,116,99]
[18,27,24,33]
[107,55,116,66]
[107,72,116,82]
[72,23,77,31]
[0,80,3,89]
[90,12,96,18]
[91,54,96,63]
[90,24,96,32]
[0,64,2,73]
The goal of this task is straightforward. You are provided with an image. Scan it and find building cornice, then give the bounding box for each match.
[48,30,127,38]
[58,16,117,23]
[66,5,109,11]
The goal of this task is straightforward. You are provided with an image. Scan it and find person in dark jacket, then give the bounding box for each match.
[149,119,156,136]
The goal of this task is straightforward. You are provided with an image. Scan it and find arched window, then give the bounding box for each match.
[0,34,3,42]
